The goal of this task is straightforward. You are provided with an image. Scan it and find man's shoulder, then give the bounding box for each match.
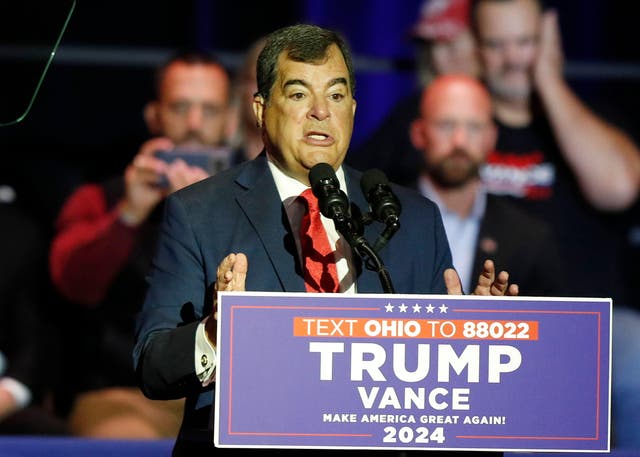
[167,157,271,218]
[344,164,435,210]
[387,181,442,223]
[392,180,438,211]
[179,156,266,198]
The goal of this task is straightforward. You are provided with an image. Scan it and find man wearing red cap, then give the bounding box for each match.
[348,0,479,187]
[411,0,479,85]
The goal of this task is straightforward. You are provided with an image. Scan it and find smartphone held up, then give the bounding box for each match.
[154,146,233,187]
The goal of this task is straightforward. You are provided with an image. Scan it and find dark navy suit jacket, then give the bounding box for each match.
[471,194,566,297]
[133,154,453,446]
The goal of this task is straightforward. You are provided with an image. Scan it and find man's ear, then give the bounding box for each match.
[252,94,265,129]
[409,119,426,150]
[143,101,161,135]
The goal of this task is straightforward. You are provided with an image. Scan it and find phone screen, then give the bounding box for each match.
[155,147,233,187]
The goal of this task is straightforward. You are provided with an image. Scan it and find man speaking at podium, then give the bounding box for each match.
[134,23,517,456]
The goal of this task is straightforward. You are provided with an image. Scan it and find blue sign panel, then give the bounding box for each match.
[214,292,611,452]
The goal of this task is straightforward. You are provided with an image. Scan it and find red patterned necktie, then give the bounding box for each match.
[299,188,340,293]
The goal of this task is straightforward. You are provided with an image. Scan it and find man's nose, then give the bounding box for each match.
[504,42,528,67]
[187,106,204,129]
[451,124,469,147]
[307,97,330,121]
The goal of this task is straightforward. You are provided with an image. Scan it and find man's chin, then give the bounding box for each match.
[305,151,344,170]
[173,143,206,151]
[435,179,471,189]
[486,70,529,95]
[431,166,478,189]
[490,81,531,102]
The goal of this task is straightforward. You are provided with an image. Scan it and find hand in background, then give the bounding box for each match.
[119,137,174,226]
[164,158,210,193]
[533,9,564,89]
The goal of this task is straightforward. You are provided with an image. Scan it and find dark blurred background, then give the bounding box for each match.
[1,0,639,223]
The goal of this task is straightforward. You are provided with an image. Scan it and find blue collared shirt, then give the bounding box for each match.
[418,177,486,293]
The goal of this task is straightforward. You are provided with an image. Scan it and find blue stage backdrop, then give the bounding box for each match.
[301,0,424,149]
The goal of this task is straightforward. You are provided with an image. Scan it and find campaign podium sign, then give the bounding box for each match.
[213,292,611,452]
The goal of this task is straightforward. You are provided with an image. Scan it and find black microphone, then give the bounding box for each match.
[308,163,396,293]
[360,169,402,251]
[308,162,368,253]
[361,169,401,226]
[309,163,350,224]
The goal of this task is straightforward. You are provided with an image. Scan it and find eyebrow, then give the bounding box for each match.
[283,77,348,90]
[328,77,348,88]
[283,79,308,90]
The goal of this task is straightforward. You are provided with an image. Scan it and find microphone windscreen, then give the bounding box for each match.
[308,163,350,221]
[360,168,389,197]
[309,163,338,192]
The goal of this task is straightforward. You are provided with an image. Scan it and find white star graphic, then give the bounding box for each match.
[398,303,408,313]
[439,304,448,313]
[385,302,394,312]
[425,304,434,313]
[412,303,422,313]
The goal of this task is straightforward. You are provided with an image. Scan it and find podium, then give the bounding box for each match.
[214,292,611,452]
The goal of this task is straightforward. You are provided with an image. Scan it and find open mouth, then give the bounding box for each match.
[305,131,333,145]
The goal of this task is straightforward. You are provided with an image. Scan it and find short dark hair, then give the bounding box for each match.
[153,51,226,99]
[255,24,356,102]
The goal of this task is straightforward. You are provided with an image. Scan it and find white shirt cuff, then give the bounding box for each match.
[0,377,32,409]
[195,318,217,386]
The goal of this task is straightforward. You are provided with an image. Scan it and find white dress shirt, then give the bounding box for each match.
[418,176,486,294]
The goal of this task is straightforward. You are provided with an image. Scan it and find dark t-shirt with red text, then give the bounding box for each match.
[480,116,627,303]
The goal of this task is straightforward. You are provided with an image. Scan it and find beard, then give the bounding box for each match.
[426,148,480,189]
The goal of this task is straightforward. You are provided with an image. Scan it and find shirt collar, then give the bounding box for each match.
[267,160,348,207]
[418,175,487,221]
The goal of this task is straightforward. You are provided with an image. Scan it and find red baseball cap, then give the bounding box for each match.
[410,0,471,41]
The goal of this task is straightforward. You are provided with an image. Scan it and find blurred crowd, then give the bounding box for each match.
[1,0,639,450]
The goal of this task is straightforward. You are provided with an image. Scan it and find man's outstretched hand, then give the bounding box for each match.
[205,256,517,344]
[205,253,248,345]
[445,259,519,296]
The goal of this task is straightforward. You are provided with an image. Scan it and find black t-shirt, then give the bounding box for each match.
[480,115,627,303]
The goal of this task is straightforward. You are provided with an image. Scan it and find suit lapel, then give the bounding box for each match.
[233,161,386,294]
[235,158,306,292]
